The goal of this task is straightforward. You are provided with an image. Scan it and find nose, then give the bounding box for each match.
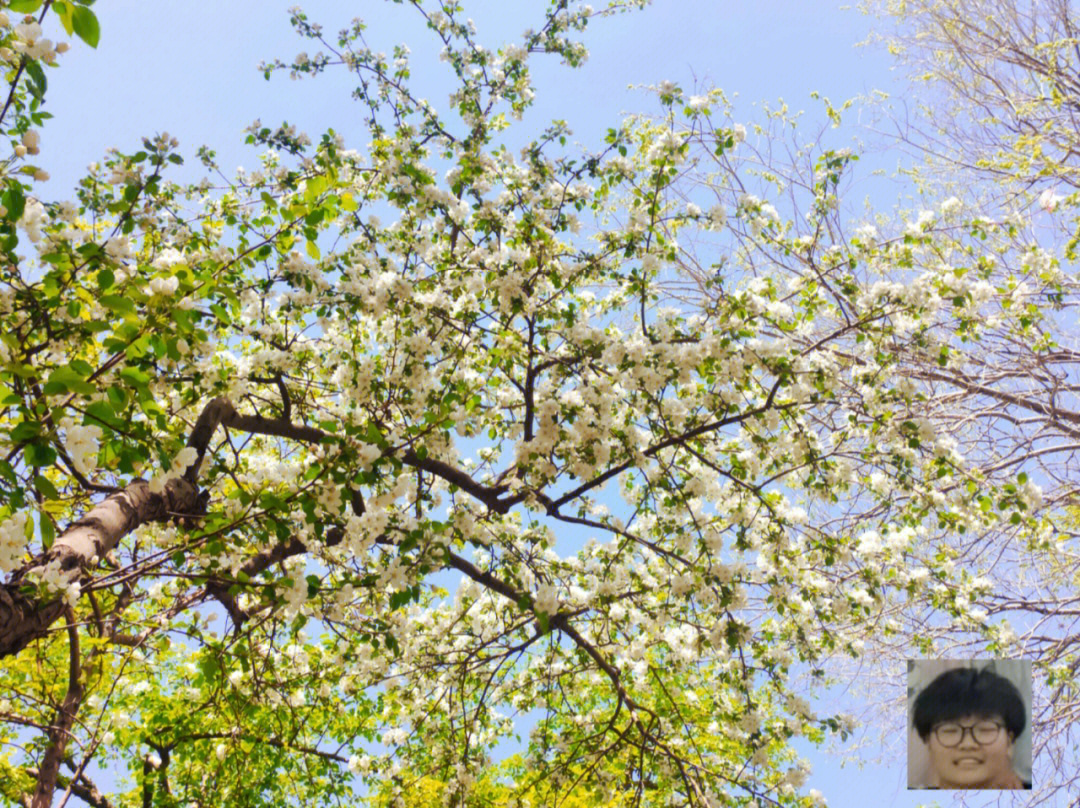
[956,727,980,749]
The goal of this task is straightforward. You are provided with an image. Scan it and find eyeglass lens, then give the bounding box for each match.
[934,722,1002,746]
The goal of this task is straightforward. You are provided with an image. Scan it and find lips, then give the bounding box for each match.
[952,757,984,768]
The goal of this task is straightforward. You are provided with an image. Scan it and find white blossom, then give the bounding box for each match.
[18,199,46,242]
[1039,187,1063,212]
[533,583,560,614]
[150,276,179,296]
[0,512,28,573]
[62,419,103,476]
[939,196,962,218]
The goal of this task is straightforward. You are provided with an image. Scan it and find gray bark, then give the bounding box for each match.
[0,476,198,659]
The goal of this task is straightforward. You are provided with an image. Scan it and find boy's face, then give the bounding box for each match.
[927,714,1015,788]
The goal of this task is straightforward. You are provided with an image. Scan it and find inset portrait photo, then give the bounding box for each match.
[907,659,1032,790]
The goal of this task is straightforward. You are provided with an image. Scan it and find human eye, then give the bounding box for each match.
[973,722,1001,742]
[936,724,961,741]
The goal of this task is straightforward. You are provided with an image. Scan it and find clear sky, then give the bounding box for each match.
[29,2,1052,806]
[40,0,907,194]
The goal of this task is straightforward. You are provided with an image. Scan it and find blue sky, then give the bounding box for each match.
[40,0,905,194]
[29,1,1053,806]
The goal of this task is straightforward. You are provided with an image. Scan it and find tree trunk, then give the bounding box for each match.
[0,477,198,659]
[29,611,83,808]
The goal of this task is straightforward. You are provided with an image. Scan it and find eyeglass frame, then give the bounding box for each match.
[931,719,1008,747]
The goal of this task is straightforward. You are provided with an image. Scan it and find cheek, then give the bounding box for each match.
[927,742,951,771]
[986,740,1014,771]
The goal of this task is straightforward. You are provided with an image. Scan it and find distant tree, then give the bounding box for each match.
[675,0,1080,798]
[866,0,1080,194]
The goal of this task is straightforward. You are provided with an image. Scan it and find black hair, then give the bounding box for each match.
[912,667,1026,742]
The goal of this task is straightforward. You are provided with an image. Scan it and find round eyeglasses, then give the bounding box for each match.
[932,721,1004,747]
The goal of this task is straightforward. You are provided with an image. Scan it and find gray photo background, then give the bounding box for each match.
[907,659,1033,789]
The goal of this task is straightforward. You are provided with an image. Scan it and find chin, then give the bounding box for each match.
[941,768,996,788]
[947,774,989,788]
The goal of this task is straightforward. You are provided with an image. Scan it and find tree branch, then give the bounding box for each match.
[0,477,199,659]
[25,769,116,808]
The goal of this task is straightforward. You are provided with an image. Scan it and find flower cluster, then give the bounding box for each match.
[0,512,28,573]
[148,447,198,494]
[61,418,102,476]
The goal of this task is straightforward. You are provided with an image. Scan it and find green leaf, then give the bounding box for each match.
[33,474,58,499]
[39,516,55,548]
[24,60,46,100]
[85,399,118,429]
[119,366,151,387]
[199,655,219,680]
[2,182,25,222]
[364,421,387,450]
[100,295,136,315]
[25,442,56,467]
[303,174,328,202]
[43,366,96,396]
[10,421,42,442]
[105,386,127,409]
[71,5,100,48]
[8,0,44,12]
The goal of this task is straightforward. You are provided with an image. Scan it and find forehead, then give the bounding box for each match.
[935,713,1002,725]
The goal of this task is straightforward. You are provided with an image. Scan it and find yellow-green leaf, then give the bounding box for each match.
[71,5,100,48]
[52,0,75,35]
[8,0,44,13]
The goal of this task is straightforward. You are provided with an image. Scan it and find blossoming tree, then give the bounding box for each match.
[0,1,1067,806]
[772,1,1080,798]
